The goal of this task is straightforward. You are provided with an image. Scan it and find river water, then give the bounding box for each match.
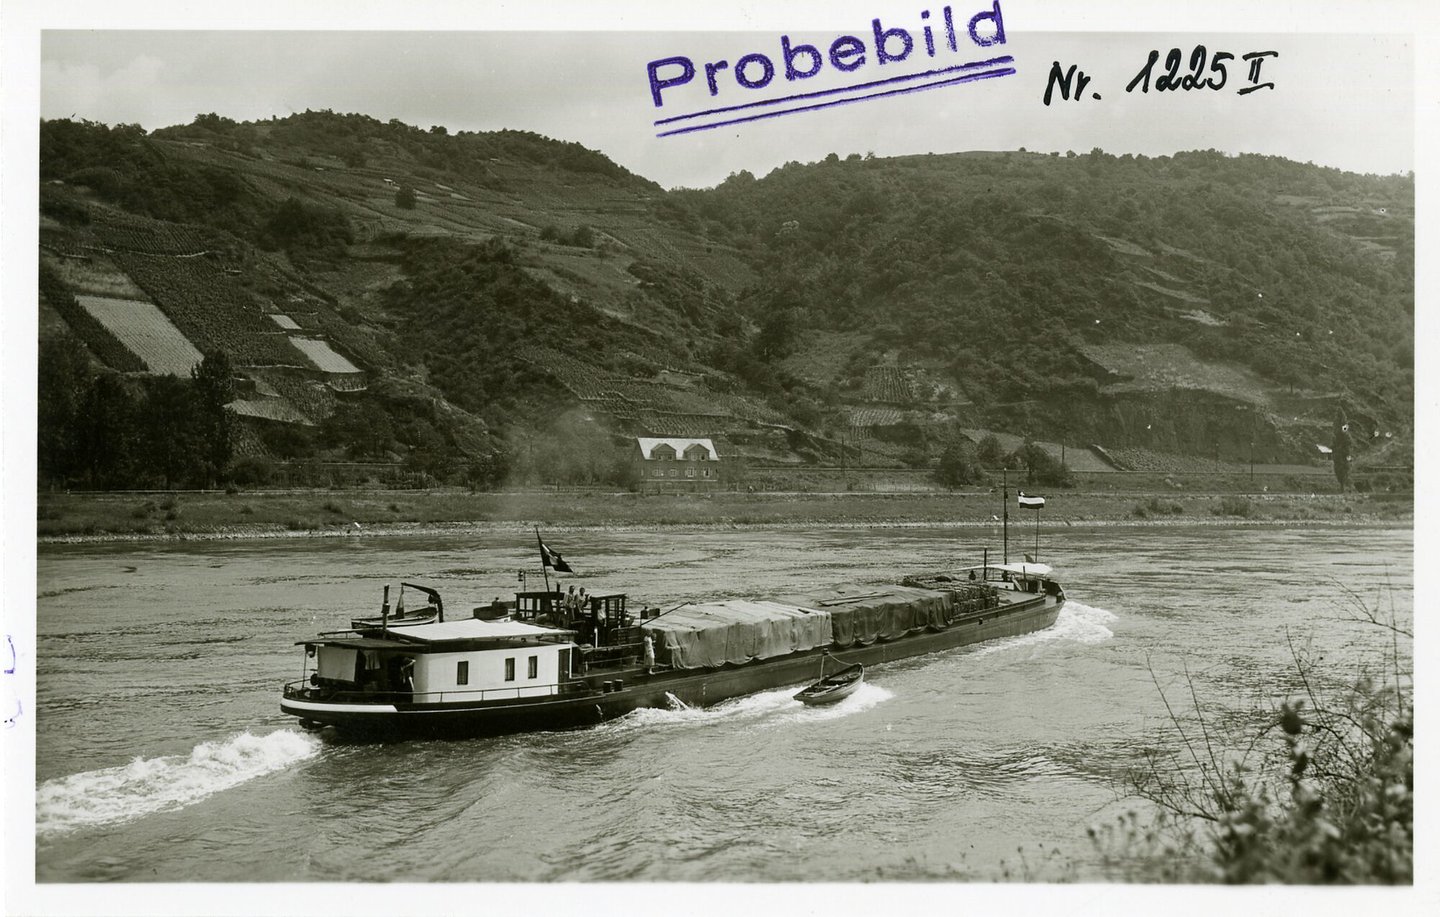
[30,524,1411,887]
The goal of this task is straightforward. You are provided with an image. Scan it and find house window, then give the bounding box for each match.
[457,660,469,685]
[528,655,538,679]
[504,658,515,681]
[669,468,678,477]
[703,469,711,478]
[654,468,664,477]
[686,467,695,477]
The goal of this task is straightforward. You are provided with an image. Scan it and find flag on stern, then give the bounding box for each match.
[1017,492,1046,508]
[537,532,574,573]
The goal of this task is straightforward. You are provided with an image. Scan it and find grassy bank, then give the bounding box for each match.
[36,488,1412,541]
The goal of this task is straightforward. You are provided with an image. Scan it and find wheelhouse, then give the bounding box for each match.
[291,618,579,706]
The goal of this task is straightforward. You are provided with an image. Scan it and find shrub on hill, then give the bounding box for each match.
[1102,605,1412,883]
[934,437,982,488]
[1013,441,1074,488]
[259,197,353,263]
[42,119,266,241]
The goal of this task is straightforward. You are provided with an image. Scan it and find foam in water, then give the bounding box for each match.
[969,600,1117,658]
[764,682,894,726]
[36,729,321,837]
[616,682,893,732]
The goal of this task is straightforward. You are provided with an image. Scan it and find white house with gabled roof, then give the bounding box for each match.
[635,437,721,491]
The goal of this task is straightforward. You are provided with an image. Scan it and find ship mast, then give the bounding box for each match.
[1002,467,1009,564]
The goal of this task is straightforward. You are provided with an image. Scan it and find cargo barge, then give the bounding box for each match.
[280,559,1065,739]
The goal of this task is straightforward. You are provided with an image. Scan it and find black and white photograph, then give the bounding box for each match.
[3,1,1431,913]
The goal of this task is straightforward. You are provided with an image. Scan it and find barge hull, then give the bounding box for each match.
[281,596,1062,739]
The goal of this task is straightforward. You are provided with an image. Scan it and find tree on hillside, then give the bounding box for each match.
[395,185,417,209]
[74,376,139,489]
[935,437,982,488]
[1014,440,1074,488]
[569,224,595,248]
[140,376,208,489]
[976,434,1005,468]
[464,450,509,492]
[192,351,236,485]
[260,197,353,261]
[38,336,93,487]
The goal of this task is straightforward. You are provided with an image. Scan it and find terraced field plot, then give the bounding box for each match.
[75,295,203,376]
[113,252,308,366]
[1082,343,1273,406]
[290,338,361,374]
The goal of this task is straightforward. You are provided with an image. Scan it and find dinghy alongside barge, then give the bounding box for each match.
[280,560,1065,739]
[794,661,865,706]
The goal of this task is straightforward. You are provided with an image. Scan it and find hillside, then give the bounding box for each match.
[36,114,1413,491]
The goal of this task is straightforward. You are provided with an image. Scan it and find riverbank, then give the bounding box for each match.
[36,488,1411,543]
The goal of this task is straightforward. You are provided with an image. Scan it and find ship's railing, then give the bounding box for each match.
[284,680,590,705]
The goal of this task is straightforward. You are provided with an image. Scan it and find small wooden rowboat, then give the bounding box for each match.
[794,662,864,706]
[350,608,440,631]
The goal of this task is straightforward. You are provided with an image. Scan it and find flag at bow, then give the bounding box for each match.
[537,531,574,573]
[1017,492,1046,508]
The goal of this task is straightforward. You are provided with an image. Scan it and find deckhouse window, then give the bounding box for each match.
[457,660,469,685]
[504,658,516,681]
[528,655,539,679]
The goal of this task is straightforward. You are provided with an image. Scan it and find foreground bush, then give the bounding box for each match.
[1100,594,1412,883]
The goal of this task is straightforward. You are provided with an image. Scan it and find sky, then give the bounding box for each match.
[35,12,1418,189]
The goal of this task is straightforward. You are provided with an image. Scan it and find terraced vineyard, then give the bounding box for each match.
[863,366,915,403]
[75,295,204,376]
[289,337,361,374]
[846,408,906,432]
[520,347,784,435]
[36,116,1412,487]
[92,215,218,256]
[112,253,308,367]
[38,274,145,373]
[250,370,338,422]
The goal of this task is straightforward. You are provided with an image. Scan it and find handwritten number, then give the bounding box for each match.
[1155,49,1183,91]
[1208,51,1233,90]
[1126,49,1160,93]
[1122,46,1266,97]
[1180,46,1207,90]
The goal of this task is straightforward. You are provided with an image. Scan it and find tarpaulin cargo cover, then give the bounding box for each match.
[641,600,832,670]
[774,584,952,646]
